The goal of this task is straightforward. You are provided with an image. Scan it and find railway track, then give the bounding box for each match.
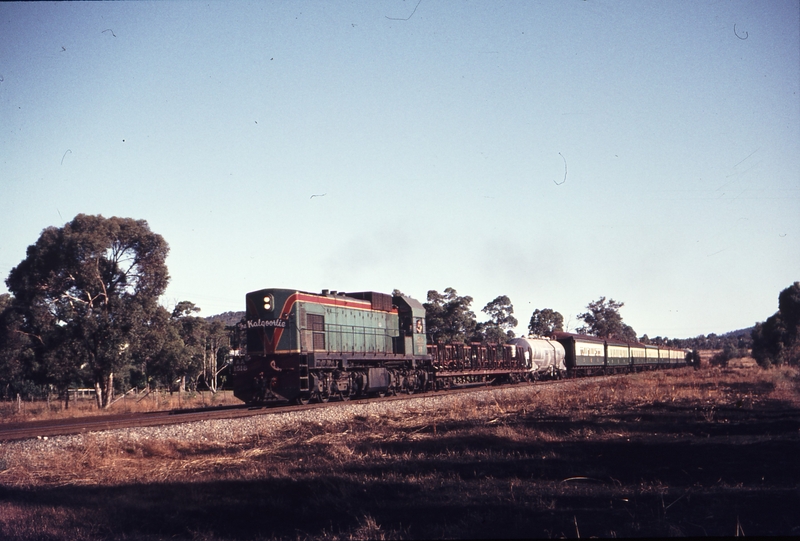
[0,379,574,442]
[0,403,286,442]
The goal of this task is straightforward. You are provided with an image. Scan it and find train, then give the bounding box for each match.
[232,288,688,405]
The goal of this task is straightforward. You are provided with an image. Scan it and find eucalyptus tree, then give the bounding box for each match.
[5,214,169,408]
[424,288,478,344]
[752,282,800,367]
[170,301,208,392]
[0,293,33,399]
[528,308,564,337]
[577,297,637,342]
[203,319,230,392]
[481,295,518,343]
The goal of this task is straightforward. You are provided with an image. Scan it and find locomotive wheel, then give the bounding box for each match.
[316,392,330,403]
[295,395,310,406]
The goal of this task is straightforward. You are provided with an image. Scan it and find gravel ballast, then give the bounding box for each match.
[0,382,566,457]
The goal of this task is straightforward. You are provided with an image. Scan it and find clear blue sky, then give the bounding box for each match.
[1,0,798,338]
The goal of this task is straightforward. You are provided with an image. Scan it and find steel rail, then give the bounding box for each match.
[0,378,580,442]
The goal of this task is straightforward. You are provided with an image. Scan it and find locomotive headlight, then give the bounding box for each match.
[263,295,273,311]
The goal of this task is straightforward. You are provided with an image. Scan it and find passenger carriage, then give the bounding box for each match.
[552,332,606,377]
[605,339,632,374]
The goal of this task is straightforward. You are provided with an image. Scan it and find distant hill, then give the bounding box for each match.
[720,327,754,339]
[206,311,245,326]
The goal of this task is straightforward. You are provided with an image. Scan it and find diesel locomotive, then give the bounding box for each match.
[232,288,687,405]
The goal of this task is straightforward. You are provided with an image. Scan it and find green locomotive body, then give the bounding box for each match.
[233,288,428,404]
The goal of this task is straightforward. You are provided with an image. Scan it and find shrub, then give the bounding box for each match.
[710,345,747,367]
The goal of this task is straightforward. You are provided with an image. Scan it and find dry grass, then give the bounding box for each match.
[1,365,799,539]
[0,390,242,423]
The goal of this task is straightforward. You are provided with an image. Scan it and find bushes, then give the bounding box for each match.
[752,282,800,368]
[709,345,748,367]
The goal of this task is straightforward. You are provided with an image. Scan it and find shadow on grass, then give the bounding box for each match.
[1,471,798,539]
[2,411,799,540]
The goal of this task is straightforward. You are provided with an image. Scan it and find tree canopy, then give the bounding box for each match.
[481,295,518,343]
[4,214,170,407]
[752,282,800,367]
[577,297,637,341]
[528,308,564,337]
[423,288,478,343]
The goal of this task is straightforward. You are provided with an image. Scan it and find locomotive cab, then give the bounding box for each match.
[392,293,427,357]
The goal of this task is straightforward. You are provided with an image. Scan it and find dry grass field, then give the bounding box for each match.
[0,390,242,424]
[1,363,799,539]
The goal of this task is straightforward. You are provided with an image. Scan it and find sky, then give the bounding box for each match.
[1,0,798,339]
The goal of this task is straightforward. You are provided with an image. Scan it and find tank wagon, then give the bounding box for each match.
[505,337,567,379]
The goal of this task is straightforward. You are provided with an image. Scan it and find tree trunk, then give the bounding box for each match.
[103,372,114,408]
[64,388,70,410]
[94,380,103,408]
[202,347,208,391]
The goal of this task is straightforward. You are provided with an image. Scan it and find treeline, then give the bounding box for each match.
[644,329,754,356]
[0,215,242,408]
[422,290,640,345]
[677,282,800,368]
[3,214,794,408]
[206,311,246,327]
[422,290,760,359]
[751,282,800,367]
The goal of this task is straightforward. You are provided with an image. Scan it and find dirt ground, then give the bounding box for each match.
[1,364,799,539]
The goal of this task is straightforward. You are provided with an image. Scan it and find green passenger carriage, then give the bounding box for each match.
[605,338,631,374]
[551,332,606,376]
